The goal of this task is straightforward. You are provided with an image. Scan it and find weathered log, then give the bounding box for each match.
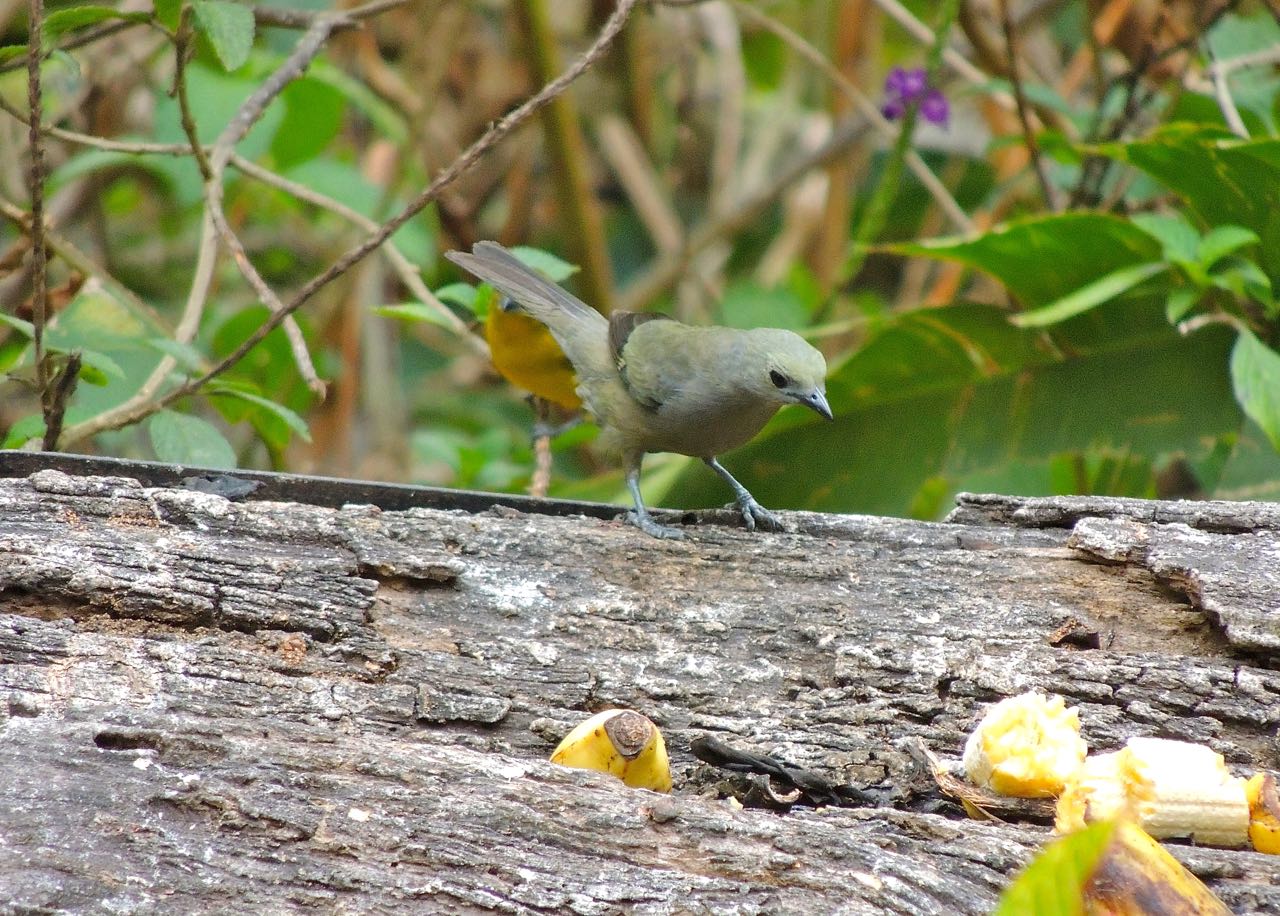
[2,467,1279,914]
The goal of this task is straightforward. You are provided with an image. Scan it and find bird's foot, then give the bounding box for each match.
[735,496,784,532]
[625,510,687,540]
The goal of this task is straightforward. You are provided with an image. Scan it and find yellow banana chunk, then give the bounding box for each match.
[962,692,1087,798]
[550,709,672,793]
[1057,738,1249,848]
[1083,820,1232,916]
[1246,773,1280,855]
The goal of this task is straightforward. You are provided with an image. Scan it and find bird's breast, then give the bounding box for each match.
[641,394,780,457]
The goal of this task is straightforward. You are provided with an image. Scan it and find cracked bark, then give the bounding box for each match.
[2,471,1279,914]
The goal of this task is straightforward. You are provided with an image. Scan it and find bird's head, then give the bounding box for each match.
[746,329,833,421]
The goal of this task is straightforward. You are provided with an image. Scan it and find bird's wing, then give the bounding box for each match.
[615,318,700,411]
[445,242,612,380]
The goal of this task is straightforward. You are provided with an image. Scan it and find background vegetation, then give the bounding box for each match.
[3,0,1280,519]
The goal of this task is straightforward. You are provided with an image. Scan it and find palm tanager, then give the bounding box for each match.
[447,241,832,539]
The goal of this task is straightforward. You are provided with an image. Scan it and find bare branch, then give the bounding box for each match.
[26,0,52,445]
[227,155,488,358]
[733,1,974,235]
[158,0,642,418]
[998,0,1062,211]
[618,114,874,311]
[0,196,172,334]
[57,0,642,442]
[1203,41,1249,138]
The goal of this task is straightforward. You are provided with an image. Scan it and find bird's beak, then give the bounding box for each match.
[801,389,834,421]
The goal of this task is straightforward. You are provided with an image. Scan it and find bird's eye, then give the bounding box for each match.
[769,369,789,389]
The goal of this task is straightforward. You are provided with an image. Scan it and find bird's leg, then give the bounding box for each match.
[624,459,686,540]
[704,457,784,532]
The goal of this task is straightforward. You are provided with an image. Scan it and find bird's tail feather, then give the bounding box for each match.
[446,242,603,331]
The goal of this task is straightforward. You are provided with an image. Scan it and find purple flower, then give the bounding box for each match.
[886,66,927,98]
[919,89,949,127]
[881,66,949,128]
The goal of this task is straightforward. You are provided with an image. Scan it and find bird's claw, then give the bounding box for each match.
[625,510,687,540]
[737,497,784,532]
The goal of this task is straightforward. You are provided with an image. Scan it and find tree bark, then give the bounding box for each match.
[2,466,1278,913]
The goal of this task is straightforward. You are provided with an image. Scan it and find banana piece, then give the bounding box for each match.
[1082,820,1232,915]
[963,692,1087,798]
[550,709,672,793]
[1057,737,1249,848]
[1246,772,1280,855]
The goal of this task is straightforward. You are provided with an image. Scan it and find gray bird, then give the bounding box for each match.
[447,241,832,539]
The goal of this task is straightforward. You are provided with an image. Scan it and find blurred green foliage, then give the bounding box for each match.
[2,1,1280,517]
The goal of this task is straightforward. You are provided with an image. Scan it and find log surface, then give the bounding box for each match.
[2,470,1279,914]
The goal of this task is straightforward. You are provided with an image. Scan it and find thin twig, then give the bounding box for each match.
[733,1,974,235]
[26,0,53,445]
[0,18,134,74]
[618,114,874,311]
[842,0,961,285]
[253,0,405,30]
[1204,41,1248,138]
[173,8,213,181]
[516,0,615,313]
[227,154,488,357]
[61,0,642,444]
[197,11,355,398]
[0,196,171,333]
[0,0,409,76]
[998,0,1061,210]
[596,114,683,254]
[0,93,484,357]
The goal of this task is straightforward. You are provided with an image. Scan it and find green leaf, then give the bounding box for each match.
[373,303,459,330]
[206,383,312,442]
[153,0,182,30]
[144,338,208,373]
[435,282,479,312]
[741,28,787,90]
[510,246,578,283]
[1010,262,1167,328]
[2,414,45,449]
[43,6,150,43]
[1198,225,1259,268]
[0,45,27,65]
[76,362,110,386]
[889,213,1162,307]
[147,410,238,468]
[1100,126,1280,247]
[271,77,345,169]
[67,347,126,380]
[1165,287,1201,324]
[993,821,1116,916]
[1210,259,1272,303]
[716,281,810,331]
[0,313,35,337]
[1230,329,1280,452]
[661,303,1242,518]
[1130,213,1200,267]
[192,0,255,72]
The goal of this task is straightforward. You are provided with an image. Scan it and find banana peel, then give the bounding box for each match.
[1083,820,1231,915]
[550,709,672,792]
[1247,772,1280,855]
